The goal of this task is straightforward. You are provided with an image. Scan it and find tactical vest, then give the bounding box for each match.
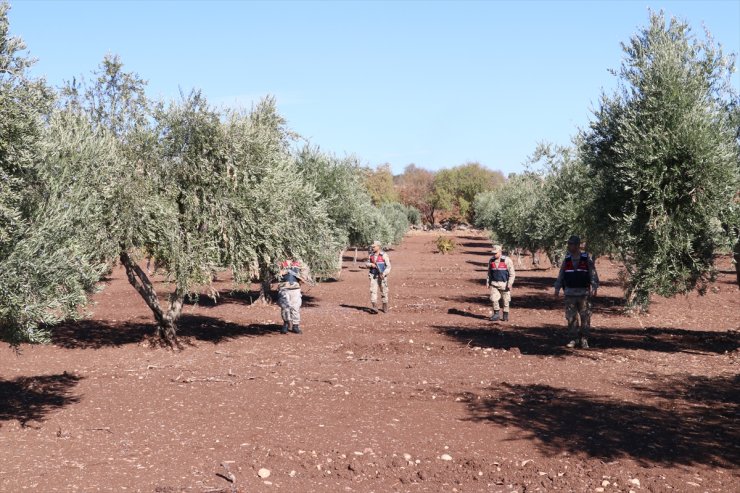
[563,252,591,288]
[280,260,301,284]
[489,256,509,283]
[370,253,387,277]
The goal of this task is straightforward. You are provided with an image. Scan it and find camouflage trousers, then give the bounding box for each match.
[369,275,389,304]
[489,285,511,312]
[278,288,302,324]
[564,295,591,339]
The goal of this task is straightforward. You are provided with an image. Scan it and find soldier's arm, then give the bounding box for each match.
[506,257,516,289]
[383,253,391,276]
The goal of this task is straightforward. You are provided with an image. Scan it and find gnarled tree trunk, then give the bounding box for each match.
[733,236,740,287]
[256,263,272,305]
[120,251,183,348]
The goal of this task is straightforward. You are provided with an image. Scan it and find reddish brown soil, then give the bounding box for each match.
[1,231,738,493]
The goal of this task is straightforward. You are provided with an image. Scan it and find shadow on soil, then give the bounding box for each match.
[0,373,82,427]
[447,308,489,321]
[447,292,626,313]
[50,315,281,349]
[461,374,739,467]
[463,250,492,257]
[460,241,492,249]
[184,291,318,309]
[340,304,377,315]
[436,323,739,356]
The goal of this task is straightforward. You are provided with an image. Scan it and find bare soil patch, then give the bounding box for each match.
[1,231,738,492]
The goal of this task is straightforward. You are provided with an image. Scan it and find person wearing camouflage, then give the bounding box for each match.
[554,235,599,348]
[365,240,392,313]
[278,258,305,334]
[487,245,516,321]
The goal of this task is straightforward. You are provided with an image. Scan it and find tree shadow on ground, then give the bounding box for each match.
[178,316,281,344]
[460,241,491,249]
[436,323,738,355]
[436,323,572,356]
[447,293,626,314]
[0,373,82,427]
[465,260,488,271]
[463,250,492,257]
[513,275,557,290]
[340,304,377,315]
[460,377,739,467]
[50,314,280,349]
[447,308,489,321]
[184,291,318,308]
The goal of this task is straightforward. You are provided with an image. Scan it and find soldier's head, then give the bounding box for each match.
[567,235,581,255]
[371,240,382,254]
[492,244,503,259]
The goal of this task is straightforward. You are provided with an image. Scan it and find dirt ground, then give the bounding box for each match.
[1,230,738,493]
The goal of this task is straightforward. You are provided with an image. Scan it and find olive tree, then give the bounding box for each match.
[473,173,543,263]
[0,3,113,344]
[224,101,340,296]
[581,12,740,309]
[526,142,608,265]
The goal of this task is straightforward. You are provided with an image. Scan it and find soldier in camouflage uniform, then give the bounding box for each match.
[554,235,599,348]
[487,245,516,321]
[278,258,305,334]
[364,240,392,313]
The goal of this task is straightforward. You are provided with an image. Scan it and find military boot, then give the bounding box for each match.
[291,324,302,334]
[580,337,589,349]
[490,310,500,322]
[281,322,289,335]
[382,302,388,313]
[371,302,378,313]
[502,311,509,322]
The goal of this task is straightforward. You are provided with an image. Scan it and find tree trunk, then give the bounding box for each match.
[256,264,272,304]
[734,237,740,287]
[119,251,181,348]
[335,249,344,279]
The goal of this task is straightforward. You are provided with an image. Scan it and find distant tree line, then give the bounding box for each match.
[364,162,506,226]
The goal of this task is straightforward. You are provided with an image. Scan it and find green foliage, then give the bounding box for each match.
[473,173,543,254]
[581,12,740,309]
[525,142,608,263]
[61,54,149,138]
[433,162,505,223]
[405,205,422,226]
[223,100,341,279]
[379,202,411,245]
[364,164,399,205]
[295,146,377,249]
[435,236,456,254]
[0,3,108,344]
[1,112,119,344]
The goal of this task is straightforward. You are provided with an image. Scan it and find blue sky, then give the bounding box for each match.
[8,0,740,174]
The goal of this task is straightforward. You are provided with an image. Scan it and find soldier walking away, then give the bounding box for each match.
[487,245,516,321]
[554,235,599,348]
[364,240,392,313]
[278,258,305,334]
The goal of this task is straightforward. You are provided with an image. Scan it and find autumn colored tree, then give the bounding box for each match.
[364,164,399,205]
